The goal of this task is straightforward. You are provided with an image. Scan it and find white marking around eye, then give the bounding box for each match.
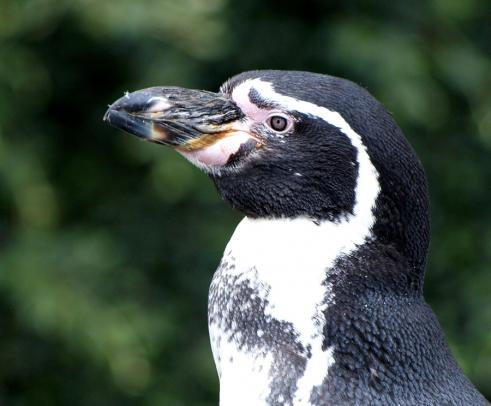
[209,79,380,405]
[230,83,275,122]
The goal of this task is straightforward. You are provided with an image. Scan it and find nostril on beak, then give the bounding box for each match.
[146,97,172,113]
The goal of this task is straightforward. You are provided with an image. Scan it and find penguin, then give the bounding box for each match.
[104,70,489,406]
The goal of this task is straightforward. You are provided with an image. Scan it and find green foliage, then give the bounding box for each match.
[0,0,490,404]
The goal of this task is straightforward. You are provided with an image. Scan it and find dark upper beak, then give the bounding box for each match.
[104,87,244,151]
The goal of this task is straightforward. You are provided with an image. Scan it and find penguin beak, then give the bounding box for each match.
[104,87,259,167]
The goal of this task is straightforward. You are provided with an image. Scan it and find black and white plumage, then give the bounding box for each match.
[105,70,488,405]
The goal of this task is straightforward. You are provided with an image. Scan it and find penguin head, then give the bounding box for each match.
[211,71,360,222]
[105,70,429,273]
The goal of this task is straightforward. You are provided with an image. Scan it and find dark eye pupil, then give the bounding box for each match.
[270,116,287,131]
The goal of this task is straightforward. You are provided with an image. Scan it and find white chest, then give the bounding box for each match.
[208,216,374,405]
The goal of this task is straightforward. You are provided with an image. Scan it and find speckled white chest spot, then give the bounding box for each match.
[218,340,274,406]
[210,78,380,405]
[208,264,277,406]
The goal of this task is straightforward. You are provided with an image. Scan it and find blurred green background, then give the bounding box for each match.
[0,0,490,404]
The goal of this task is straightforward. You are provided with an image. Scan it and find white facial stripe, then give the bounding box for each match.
[211,79,381,405]
[231,80,279,123]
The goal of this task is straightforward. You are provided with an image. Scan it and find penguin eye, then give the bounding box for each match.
[267,115,289,132]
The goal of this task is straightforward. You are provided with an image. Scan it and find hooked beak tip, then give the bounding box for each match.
[103,107,112,123]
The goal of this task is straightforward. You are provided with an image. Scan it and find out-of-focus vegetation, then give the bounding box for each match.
[0,0,490,404]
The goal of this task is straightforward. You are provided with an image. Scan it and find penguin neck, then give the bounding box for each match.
[226,215,419,297]
[228,215,374,274]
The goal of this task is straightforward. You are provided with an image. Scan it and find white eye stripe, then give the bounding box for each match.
[231,82,275,123]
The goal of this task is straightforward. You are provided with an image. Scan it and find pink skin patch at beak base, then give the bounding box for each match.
[177,131,256,167]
